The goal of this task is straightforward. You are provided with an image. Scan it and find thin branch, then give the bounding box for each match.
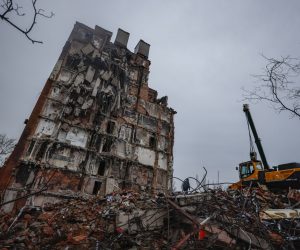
[0,0,13,17]
[0,0,54,44]
[13,3,25,16]
[243,55,300,119]
[267,61,300,117]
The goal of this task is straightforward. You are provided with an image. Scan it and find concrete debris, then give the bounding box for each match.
[260,208,300,220]
[1,186,300,249]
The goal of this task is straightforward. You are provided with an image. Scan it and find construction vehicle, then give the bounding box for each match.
[228,104,300,191]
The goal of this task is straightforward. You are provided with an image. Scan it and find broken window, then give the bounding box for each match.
[89,133,102,151]
[15,165,31,186]
[149,135,156,149]
[100,93,113,114]
[102,138,113,153]
[106,121,115,134]
[65,54,81,70]
[36,142,48,161]
[119,125,132,141]
[140,115,157,130]
[26,140,36,157]
[92,181,102,195]
[93,111,105,126]
[98,160,106,176]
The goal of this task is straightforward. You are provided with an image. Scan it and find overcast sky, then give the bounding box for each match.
[1,0,300,186]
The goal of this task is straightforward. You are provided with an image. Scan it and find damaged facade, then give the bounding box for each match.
[0,22,176,212]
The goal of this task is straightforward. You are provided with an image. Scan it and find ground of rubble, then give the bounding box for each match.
[1,187,300,249]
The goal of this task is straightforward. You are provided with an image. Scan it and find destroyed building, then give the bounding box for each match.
[2,22,300,250]
[0,22,176,212]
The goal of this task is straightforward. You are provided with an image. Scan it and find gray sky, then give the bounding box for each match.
[1,0,300,185]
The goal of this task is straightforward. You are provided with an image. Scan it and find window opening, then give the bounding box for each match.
[92,181,102,195]
[149,136,156,149]
[240,163,255,179]
[106,121,115,134]
[102,138,113,152]
[98,160,106,176]
[26,140,36,157]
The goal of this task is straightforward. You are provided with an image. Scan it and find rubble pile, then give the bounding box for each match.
[1,187,300,249]
[169,187,300,249]
[0,191,166,249]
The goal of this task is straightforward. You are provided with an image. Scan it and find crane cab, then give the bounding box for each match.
[239,161,263,179]
[228,160,263,190]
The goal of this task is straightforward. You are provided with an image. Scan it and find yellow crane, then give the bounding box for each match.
[229,104,300,191]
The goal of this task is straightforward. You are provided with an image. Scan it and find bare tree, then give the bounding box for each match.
[0,0,54,44]
[243,55,300,119]
[0,134,15,167]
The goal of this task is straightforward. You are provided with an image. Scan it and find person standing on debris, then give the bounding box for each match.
[182,178,191,193]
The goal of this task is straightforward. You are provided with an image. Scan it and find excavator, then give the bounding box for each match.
[228,104,300,191]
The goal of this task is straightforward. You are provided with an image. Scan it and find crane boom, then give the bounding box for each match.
[243,104,270,170]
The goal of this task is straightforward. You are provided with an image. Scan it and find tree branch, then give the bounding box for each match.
[0,0,54,44]
[243,55,300,119]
